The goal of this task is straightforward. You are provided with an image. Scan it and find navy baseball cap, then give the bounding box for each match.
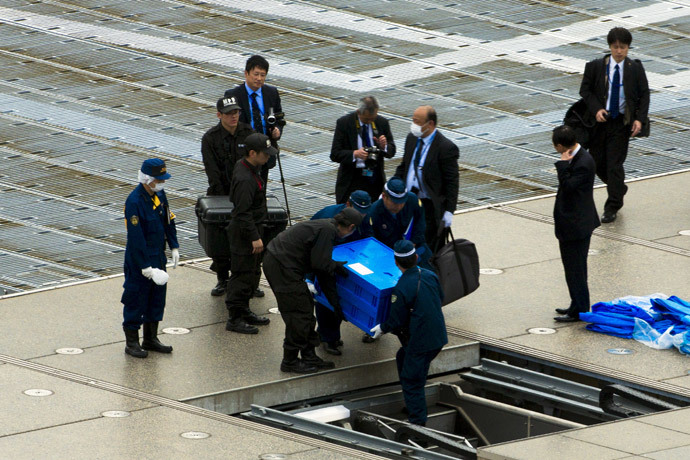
[384,177,407,204]
[141,158,171,180]
[349,190,372,213]
[217,96,240,113]
[394,240,416,258]
[245,133,278,156]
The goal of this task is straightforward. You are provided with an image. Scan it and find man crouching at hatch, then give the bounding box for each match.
[263,208,363,373]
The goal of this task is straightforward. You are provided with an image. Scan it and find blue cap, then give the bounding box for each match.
[349,190,372,213]
[394,240,416,258]
[141,158,171,180]
[384,177,407,204]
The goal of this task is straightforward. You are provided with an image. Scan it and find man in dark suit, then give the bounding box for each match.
[579,27,650,223]
[552,126,601,323]
[394,106,459,252]
[224,55,283,182]
[330,96,396,204]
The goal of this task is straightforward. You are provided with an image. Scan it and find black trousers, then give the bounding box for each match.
[421,198,441,253]
[225,252,261,320]
[590,116,629,213]
[263,252,320,352]
[559,236,592,318]
[338,171,382,205]
[210,257,231,282]
[315,301,342,343]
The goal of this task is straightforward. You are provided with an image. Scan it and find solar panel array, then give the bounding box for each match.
[1,0,688,294]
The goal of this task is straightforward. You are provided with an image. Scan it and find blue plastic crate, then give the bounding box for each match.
[314,238,401,335]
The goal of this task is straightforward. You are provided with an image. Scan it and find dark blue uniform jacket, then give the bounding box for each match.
[312,203,373,243]
[123,184,179,289]
[381,267,448,354]
[369,193,431,265]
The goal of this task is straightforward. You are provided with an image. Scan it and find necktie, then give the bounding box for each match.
[250,93,265,134]
[610,64,620,119]
[360,124,371,147]
[413,138,423,170]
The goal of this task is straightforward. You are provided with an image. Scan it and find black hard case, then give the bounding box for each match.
[195,195,287,259]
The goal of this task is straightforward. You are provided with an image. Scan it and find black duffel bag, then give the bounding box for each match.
[431,228,480,306]
[564,98,596,149]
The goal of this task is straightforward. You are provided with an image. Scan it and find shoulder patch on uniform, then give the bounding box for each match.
[130,215,139,226]
[418,198,422,207]
[391,294,397,303]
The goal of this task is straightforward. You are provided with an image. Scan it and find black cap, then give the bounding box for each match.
[245,132,278,156]
[217,96,240,113]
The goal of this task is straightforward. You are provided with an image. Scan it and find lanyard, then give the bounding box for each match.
[241,159,264,191]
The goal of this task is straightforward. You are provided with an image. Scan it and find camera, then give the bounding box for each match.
[363,145,382,168]
[266,108,286,129]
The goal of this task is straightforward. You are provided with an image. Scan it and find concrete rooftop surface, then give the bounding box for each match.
[1,0,689,459]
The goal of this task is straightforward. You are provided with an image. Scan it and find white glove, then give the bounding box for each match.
[370,324,383,339]
[142,267,154,279]
[306,281,317,295]
[151,268,169,286]
[171,248,179,269]
[442,211,453,228]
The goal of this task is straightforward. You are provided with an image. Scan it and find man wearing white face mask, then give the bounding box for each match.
[394,106,459,253]
[121,158,179,358]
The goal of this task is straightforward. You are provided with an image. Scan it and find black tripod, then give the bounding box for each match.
[274,148,292,226]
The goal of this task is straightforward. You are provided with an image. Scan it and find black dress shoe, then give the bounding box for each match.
[211,280,227,296]
[280,359,318,374]
[362,333,376,343]
[555,308,570,315]
[253,288,265,298]
[554,315,579,323]
[601,211,617,223]
[244,311,270,325]
[226,319,259,334]
[323,342,342,356]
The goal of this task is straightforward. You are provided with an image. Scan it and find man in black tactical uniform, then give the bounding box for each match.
[263,208,363,374]
[225,133,276,334]
[201,96,273,297]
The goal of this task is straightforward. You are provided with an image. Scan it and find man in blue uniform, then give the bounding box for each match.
[309,190,373,355]
[365,177,433,343]
[370,240,447,426]
[369,178,432,268]
[122,159,180,358]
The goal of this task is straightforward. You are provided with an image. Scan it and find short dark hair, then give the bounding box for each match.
[395,254,418,269]
[334,211,357,228]
[607,27,632,46]
[245,55,269,73]
[552,125,577,148]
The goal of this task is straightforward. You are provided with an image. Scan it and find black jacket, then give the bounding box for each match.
[227,159,267,254]
[579,55,650,127]
[224,83,284,138]
[201,121,254,196]
[330,111,396,203]
[394,130,459,221]
[266,219,340,292]
[553,147,600,241]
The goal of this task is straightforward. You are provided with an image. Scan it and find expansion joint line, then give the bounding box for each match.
[0,353,386,460]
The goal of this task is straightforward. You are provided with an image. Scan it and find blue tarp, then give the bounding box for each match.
[580,294,690,355]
